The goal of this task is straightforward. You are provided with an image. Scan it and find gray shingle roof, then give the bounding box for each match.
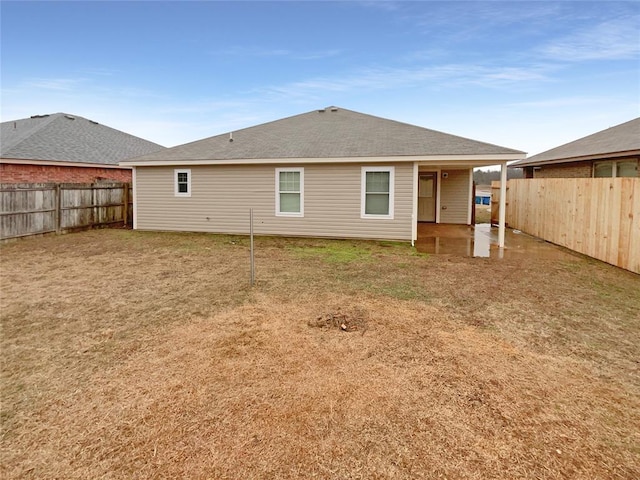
[511,117,640,167]
[1,113,165,164]
[123,107,524,164]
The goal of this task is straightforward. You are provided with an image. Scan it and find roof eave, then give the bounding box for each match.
[510,149,640,168]
[1,157,132,169]
[121,153,526,167]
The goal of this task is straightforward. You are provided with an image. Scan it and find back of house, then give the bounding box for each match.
[122,107,525,243]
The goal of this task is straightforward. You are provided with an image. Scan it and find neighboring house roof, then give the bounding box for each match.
[1,113,165,165]
[511,117,640,168]
[122,106,524,165]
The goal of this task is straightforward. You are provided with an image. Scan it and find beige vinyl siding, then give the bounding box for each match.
[135,162,413,240]
[439,169,470,224]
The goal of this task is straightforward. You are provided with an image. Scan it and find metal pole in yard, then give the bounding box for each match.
[250,208,255,286]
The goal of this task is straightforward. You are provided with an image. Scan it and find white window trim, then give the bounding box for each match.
[361,166,394,219]
[174,169,191,197]
[275,167,304,217]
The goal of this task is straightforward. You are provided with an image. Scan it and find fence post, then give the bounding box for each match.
[122,183,129,226]
[55,183,62,233]
[91,184,96,226]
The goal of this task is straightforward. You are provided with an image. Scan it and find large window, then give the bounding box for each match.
[276,168,304,216]
[361,166,394,219]
[174,169,191,197]
[594,160,639,178]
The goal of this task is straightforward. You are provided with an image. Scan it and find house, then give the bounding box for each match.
[509,117,640,178]
[475,187,491,206]
[1,113,165,183]
[121,107,525,245]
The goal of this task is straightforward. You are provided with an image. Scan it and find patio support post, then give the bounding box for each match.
[132,167,137,230]
[411,162,418,246]
[498,162,507,248]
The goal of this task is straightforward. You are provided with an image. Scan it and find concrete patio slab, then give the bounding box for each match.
[415,223,576,260]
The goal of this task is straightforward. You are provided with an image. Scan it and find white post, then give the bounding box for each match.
[499,162,507,248]
[250,208,255,286]
[132,167,137,230]
[467,167,474,225]
[411,162,418,246]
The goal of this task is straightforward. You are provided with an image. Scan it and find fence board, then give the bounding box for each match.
[506,178,640,274]
[1,182,131,240]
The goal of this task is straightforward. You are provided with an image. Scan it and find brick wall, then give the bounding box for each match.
[0,163,132,183]
[533,161,592,178]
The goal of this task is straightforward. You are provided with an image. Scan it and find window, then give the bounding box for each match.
[361,166,394,219]
[594,160,639,178]
[174,169,191,197]
[594,162,613,178]
[617,160,638,177]
[276,168,303,216]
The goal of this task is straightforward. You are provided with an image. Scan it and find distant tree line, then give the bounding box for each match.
[473,167,523,185]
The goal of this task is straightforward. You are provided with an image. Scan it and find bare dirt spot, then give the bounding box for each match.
[1,229,639,479]
[308,309,368,333]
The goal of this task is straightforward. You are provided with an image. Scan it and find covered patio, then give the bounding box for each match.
[411,159,513,249]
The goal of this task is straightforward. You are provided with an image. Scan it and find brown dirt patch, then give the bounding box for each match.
[308,308,368,333]
[1,230,639,479]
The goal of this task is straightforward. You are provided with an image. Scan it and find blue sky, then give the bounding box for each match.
[1,1,639,156]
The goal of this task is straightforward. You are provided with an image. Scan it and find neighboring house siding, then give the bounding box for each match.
[439,169,470,224]
[533,161,592,178]
[0,163,132,183]
[135,163,413,240]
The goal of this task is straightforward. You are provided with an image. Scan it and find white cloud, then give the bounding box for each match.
[507,96,610,108]
[25,77,88,91]
[211,46,291,57]
[405,1,564,35]
[541,16,640,61]
[256,63,554,100]
[79,68,118,76]
[356,1,401,12]
[210,46,341,60]
[295,49,343,60]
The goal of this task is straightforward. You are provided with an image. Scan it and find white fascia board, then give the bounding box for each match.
[417,159,517,168]
[1,158,132,169]
[120,153,526,167]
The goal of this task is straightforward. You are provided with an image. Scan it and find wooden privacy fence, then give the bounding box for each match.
[506,178,640,274]
[1,182,132,240]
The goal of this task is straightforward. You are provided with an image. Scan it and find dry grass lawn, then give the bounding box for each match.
[1,229,639,479]
[474,204,492,224]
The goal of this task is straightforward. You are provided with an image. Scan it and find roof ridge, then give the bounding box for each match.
[185,106,523,154]
[0,113,59,154]
[1,112,165,163]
